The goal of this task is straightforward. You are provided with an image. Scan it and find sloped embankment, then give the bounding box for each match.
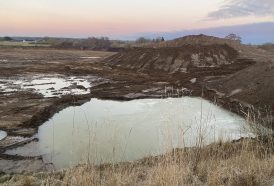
[105,44,238,73]
[104,34,274,119]
[207,61,274,110]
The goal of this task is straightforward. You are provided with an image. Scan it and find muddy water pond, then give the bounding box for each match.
[6,97,252,169]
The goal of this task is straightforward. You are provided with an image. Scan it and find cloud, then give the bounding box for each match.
[208,0,274,19]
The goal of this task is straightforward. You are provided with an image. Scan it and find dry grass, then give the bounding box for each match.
[59,139,274,186]
[1,109,274,186]
[2,138,274,186]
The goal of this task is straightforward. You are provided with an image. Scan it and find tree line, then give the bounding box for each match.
[54,37,111,50]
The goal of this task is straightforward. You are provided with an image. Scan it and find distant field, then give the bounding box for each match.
[259,44,274,53]
[0,41,50,47]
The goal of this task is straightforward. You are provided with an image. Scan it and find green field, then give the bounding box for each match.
[0,41,50,47]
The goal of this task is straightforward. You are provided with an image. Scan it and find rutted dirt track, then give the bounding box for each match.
[0,35,274,173]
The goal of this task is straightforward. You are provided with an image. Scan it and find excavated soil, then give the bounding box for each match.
[105,44,239,73]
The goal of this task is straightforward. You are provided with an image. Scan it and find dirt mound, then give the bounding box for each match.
[157,34,240,47]
[152,34,271,62]
[105,44,238,73]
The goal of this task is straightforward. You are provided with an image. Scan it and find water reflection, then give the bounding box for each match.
[6,97,252,169]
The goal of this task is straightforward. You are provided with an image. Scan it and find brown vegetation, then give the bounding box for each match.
[3,135,274,185]
[259,44,274,53]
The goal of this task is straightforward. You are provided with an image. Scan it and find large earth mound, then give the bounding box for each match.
[153,34,270,62]
[156,34,240,47]
[105,44,238,73]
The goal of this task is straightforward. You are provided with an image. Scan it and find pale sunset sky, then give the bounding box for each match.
[1,0,274,40]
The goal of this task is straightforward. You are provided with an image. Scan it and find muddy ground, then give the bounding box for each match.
[0,36,274,173]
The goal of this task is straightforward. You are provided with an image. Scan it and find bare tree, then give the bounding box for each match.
[1,36,13,41]
[225,33,242,43]
[136,37,151,44]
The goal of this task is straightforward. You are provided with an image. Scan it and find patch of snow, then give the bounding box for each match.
[229,89,242,97]
[180,68,187,73]
[191,54,200,66]
[153,82,169,85]
[80,57,101,59]
[142,88,161,93]
[0,130,7,140]
[0,75,96,98]
[197,65,216,68]
[25,77,91,97]
[2,136,32,145]
[125,93,146,99]
[190,78,197,83]
[0,59,8,63]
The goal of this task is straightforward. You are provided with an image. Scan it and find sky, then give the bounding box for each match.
[1,0,274,42]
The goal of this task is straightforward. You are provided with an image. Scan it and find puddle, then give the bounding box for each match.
[23,77,91,97]
[80,57,102,59]
[0,130,7,140]
[0,75,97,97]
[6,97,252,169]
[0,59,8,63]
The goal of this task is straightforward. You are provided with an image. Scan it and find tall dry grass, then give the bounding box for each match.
[7,138,271,186]
[2,106,274,186]
[5,134,274,185]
